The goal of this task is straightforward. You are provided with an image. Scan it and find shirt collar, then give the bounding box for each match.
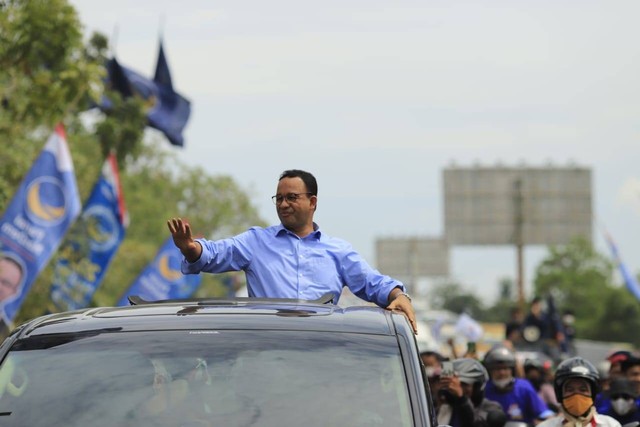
[275,223,322,239]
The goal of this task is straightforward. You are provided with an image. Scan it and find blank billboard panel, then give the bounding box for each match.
[375,237,449,278]
[444,167,592,246]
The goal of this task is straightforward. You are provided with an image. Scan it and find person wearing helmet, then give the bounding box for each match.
[525,358,559,413]
[537,357,621,427]
[484,345,555,425]
[597,361,612,395]
[438,358,507,427]
[607,351,632,381]
[602,378,640,425]
[599,353,640,414]
[595,352,632,414]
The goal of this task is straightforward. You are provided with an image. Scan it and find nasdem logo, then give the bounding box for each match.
[84,205,120,252]
[26,177,69,226]
[157,253,182,282]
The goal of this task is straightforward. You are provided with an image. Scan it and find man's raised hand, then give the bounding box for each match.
[167,218,202,262]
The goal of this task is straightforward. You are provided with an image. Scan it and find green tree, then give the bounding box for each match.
[430,282,485,319]
[0,0,103,132]
[0,0,106,206]
[533,237,616,342]
[479,277,518,323]
[592,286,640,346]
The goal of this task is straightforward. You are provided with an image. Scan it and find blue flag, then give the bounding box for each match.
[604,231,640,301]
[51,154,128,311]
[116,237,201,306]
[0,125,81,328]
[149,41,191,147]
[103,42,191,147]
[154,41,174,88]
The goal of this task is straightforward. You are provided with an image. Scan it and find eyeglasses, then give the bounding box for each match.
[271,192,313,205]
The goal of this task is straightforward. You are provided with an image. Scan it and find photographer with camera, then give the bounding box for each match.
[437,358,507,427]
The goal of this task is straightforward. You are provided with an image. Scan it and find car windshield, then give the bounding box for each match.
[0,330,413,427]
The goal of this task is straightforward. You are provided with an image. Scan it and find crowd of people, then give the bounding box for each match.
[421,344,640,427]
[505,295,577,362]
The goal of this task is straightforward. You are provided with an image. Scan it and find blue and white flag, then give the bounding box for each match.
[116,237,201,306]
[455,312,484,342]
[0,125,80,325]
[604,231,640,301]
[51,153,128,311]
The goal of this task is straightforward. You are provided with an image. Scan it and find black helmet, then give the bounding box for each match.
[609,378,636,399]
[524,358,543,372]
[483,345,516,370]
[453,358,489,389]
[553,357,600,401]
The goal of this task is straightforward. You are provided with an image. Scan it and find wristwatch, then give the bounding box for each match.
[395,292,412,302]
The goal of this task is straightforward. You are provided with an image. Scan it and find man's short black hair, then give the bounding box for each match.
[621,354,640,372]
[420,350,445,362]
[279,170,318,196]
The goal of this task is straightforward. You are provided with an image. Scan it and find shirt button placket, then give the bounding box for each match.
[294,239,301,298]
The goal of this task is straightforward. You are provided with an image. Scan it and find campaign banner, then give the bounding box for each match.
[51,153,128,311]
[116,237,201,306]
[0,125,80,327]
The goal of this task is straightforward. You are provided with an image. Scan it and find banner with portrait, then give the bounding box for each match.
[0,125,80,331]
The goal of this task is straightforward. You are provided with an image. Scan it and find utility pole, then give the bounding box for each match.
[513,178,525,311]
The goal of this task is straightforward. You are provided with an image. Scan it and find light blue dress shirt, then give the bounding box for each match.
[181,223,405,307]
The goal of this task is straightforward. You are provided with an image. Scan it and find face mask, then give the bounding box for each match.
[493,378,512,389]
[612,398,635,415]
[426,367,441,378]
[563,394,593,417]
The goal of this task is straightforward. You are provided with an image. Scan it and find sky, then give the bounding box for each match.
[70,0,640,305]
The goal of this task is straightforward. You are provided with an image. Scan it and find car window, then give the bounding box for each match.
[0,330,414,426]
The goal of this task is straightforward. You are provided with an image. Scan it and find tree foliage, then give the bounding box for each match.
[430,238,640,346]
[533,237,614,340]
[0,0,105,207]
[532,237,640,346]
[430,282,485,319]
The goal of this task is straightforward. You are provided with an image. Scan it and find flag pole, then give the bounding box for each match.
[110,24,119,57]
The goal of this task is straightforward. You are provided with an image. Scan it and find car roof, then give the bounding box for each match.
[13,296,404,339]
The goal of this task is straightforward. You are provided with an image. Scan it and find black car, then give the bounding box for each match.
[0,295,434,426]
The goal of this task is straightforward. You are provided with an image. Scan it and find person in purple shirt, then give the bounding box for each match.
[167,169,417,333]
[603,378,640,425]
[483,345,555,425]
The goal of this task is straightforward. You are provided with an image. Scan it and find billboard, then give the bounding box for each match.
[443,166,592,246]
[375,237,449,280]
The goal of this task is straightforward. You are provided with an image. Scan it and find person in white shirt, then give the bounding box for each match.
[538,357,621,427]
